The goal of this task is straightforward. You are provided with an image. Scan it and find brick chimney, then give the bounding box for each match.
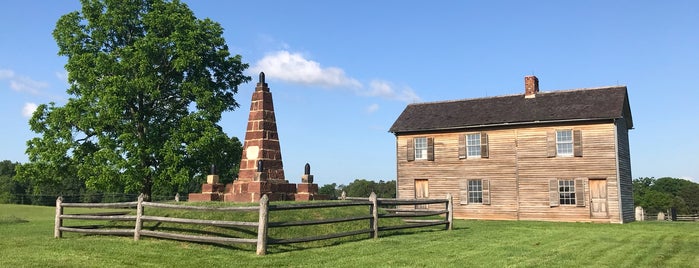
[524,75,539,98]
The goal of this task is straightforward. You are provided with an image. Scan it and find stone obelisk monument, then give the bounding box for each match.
[224,72,296,202]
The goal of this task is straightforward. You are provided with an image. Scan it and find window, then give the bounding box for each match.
[468,180,483,203]
[407,137,434,161]
[549,178,585,207]
[556,130,573,156]
[549,130,582,157]
[459,179,490,205]
[467,133,481,157]
[414,137,427,160]
[459,132,488,159]
[558,179,576,205]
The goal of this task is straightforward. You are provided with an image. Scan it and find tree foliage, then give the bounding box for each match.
[319,179,396,199]
[17,0,249,200]
[633,177,699,214]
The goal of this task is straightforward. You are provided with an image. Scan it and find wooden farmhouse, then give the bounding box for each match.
[389,76,634,223]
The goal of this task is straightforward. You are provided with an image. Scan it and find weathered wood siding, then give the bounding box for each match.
[616,119,635,223]
[396,121,628,223]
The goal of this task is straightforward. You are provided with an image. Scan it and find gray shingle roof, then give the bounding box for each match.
[389,86,632,134]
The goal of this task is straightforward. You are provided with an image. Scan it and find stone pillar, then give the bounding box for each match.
[188,165,225,202]
[225,72,296,202]
[295,163,323,201]
[635,206,644,221]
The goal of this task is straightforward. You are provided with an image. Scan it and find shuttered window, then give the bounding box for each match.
[408,137,434,161]
[549,178,586,207]
[459,132,489,159]
[556,130,574,157]
[547,130,583,157]
[459,179,490,205]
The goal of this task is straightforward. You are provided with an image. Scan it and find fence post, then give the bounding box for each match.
[369,192,378,239]
[256,194,269,256]
[446,193,453,231]
[54,196,63,238]
[134,194,144,241]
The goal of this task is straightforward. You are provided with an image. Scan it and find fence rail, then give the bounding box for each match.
[54,192,453,255]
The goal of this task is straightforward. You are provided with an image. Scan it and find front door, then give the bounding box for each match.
[415,179,429,209]
[590,179,608,218]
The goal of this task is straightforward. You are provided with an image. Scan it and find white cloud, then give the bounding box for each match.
[22,102,38,118]
[252,50,362,89]
[0,68,49,95]
[10,77,49,95]
[365,103,380,114]
[251,49,422,103]
[0,69,15,79]
[55,71,69,84]
[366,80,421,103]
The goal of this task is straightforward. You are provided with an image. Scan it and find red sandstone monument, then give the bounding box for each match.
[189,72,322,202]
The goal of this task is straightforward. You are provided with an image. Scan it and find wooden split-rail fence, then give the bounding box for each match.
[54,192,453,255]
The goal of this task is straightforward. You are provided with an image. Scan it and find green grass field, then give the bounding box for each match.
[1,203,698,267]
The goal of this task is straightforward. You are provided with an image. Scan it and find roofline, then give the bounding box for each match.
[390,117,625,135]
[404,85,628,107]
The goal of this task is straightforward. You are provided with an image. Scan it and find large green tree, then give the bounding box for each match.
[17,0,250,200]
[633,177,699,214]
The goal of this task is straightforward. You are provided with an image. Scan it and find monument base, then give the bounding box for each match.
[223,180,298,202]
[188,183,225,202]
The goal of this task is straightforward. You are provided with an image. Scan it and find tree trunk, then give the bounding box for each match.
[141,175,152,201]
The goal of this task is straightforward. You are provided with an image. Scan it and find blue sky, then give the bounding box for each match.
[1,1,698,186]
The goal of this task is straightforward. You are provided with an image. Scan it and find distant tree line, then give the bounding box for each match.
[0,159,241,206]
[319,179,396,199]
[633,177,699,215]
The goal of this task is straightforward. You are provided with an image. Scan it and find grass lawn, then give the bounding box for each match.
[1,203,698,267]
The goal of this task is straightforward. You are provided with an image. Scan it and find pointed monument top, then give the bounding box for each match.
[256,72,269,92]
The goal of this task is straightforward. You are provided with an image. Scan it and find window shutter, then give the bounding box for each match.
[427,137,434,161]
[549,179,560,207]
[482,179,490,205]
[459,179,469,205]
[481,132,489,159]
[458,134,466,159]
[407,138,415,162]
[575,178,585,207]
[547,131,557,157]
[573,130,583,157]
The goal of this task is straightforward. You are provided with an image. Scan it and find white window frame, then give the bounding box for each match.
[414,137,427,160]
[556,130,574,157]
[558,179,576,205]
[466,133,481,158]
[468,179,483,204]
